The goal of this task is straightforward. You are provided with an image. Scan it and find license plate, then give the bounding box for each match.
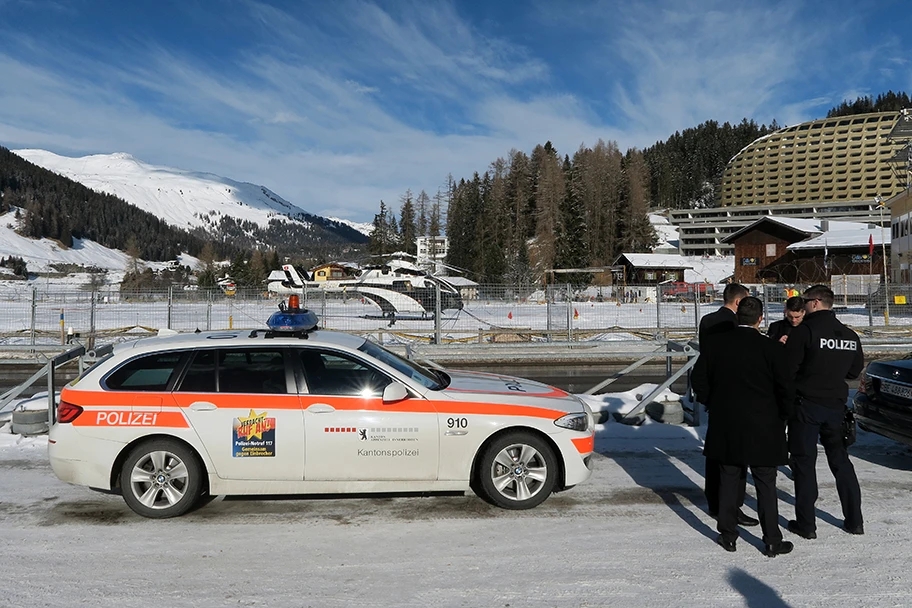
[880,380,912,400]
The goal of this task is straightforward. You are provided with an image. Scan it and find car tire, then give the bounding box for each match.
[120,439,203,519]
[475,432,557,510]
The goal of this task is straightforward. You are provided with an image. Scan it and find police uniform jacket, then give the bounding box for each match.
[767,319,792,343]
[785,309,864,409]
[693,327,794,466]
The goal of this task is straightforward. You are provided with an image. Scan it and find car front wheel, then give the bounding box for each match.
[476,432,557,510]
[120,439,203,519]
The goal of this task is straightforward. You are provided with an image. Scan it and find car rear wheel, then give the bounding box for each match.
[120,439,202,519]
[476,432,557,510]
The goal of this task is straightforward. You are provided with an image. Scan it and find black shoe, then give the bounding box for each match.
[763,540,794,557]
[708,509,718,518]
[716,535,736,552]
[843,522,865,535]
[787,520,817,539]
[737,510,759,527]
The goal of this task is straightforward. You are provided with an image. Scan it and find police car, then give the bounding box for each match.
[48,297,595,518]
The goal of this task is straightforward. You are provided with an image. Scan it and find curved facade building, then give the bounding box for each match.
[720,110,911,207]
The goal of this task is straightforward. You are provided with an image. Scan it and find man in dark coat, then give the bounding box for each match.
[697,282,757,526]
[768,296,805,344]
[784,284,865,539]
[693,296,795,556]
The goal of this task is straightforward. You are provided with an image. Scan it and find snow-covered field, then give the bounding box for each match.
[2,387,910,607]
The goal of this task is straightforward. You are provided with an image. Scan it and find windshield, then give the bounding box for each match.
[358,340,446,390]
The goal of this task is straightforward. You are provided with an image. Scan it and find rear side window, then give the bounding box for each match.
[178,350,217,393]
[105,352,184,391]
[219,349,287,394]
[176,349,288,394]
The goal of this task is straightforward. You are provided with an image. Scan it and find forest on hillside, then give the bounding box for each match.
[367,90,912,285]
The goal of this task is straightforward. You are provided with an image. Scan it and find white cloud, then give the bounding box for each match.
[1,0,911,225]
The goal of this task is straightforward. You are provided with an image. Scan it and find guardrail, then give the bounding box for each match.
[0,342,114,425]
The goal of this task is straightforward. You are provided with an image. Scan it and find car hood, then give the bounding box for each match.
[440,370,585,413]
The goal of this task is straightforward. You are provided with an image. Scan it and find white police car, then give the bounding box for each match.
[49,298,595,518]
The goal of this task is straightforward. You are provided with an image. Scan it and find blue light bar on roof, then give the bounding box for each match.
[266,308,319,333]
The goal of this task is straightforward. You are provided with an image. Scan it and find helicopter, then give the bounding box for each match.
[266,253,464,321]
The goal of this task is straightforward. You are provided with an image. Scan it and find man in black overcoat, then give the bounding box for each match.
[697,282,757,526]
[693,296,795,556]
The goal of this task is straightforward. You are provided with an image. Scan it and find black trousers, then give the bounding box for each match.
[718,464,781,544]
[705,456,746,514]
[788,400,863,531]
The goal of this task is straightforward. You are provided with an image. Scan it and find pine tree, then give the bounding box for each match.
[532,142,563,273]
[555,155,589,285]
[416,189,430,237]
[398,190,417,255]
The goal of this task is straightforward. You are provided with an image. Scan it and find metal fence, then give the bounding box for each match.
[1,281,909,346]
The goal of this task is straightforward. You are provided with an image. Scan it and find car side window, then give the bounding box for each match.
[219,349,288,394]
[177,350,217,393]
[105,352,184,391]
[299,349,391,396]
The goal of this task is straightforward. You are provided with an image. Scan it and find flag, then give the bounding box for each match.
[869,234,875,256]
[824,238,829,272]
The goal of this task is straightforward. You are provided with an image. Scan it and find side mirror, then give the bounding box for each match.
[382,382,409,403]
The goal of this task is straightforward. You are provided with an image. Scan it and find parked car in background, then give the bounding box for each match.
[853,354,912,447]
[660,282,715,303]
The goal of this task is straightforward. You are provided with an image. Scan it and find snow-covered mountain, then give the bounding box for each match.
[12,149,367,248]
[326,217,373,236]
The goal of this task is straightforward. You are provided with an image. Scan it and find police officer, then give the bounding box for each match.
[697,283,758,526]
[784,284,864,539]
[768,296,805,344]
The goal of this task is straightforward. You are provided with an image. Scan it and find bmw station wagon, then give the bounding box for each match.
[48,298,595,518]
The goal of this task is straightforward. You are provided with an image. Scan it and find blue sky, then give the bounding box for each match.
[1,0,910,223]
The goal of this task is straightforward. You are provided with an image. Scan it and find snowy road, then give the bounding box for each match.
[2,423,912,607]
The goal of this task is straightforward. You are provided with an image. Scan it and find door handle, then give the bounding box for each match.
[306,403,336,414]
[189,401,217,412]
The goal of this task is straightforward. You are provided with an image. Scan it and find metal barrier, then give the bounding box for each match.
[578,340,700,426]
[0,342,114,425]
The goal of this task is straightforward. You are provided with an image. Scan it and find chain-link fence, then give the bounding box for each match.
[2,281,909,346]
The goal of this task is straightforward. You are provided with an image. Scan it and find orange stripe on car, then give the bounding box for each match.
[571,434,594,454]
[63,390,567,420]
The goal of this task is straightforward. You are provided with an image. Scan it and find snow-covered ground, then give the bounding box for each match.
[1,387,910,607]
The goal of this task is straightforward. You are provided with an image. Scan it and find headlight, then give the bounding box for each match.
[554,413,589,432]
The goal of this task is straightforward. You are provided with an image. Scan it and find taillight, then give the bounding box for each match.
[857,368,869,397]
[57,400,83,423]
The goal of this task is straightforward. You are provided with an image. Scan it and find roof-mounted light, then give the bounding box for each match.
[261,296,318,338]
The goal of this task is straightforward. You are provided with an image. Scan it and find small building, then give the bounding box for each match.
[612,253,692,284]
[417,236,448,271]
[722,217,876,283]
[310,262,358,282]
[786,230,887,284]
[441,275,479,300]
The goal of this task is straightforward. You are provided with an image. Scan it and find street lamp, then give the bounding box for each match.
[875,195,890,324]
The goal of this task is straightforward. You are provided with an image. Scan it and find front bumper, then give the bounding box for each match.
[853,393,912,448]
